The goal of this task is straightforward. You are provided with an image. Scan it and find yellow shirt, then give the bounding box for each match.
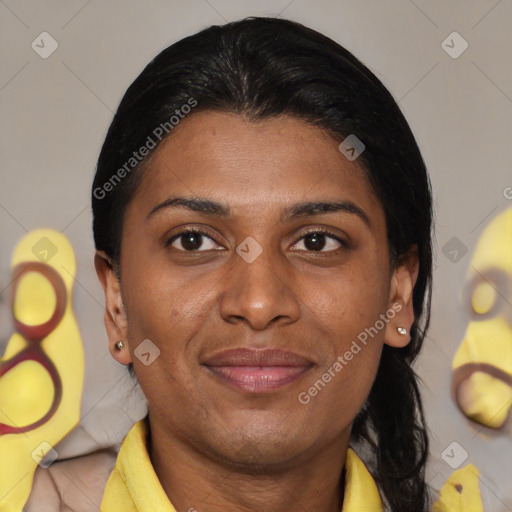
[101,419,483,512]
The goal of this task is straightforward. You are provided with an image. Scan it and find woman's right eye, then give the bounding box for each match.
[166,229,221,252]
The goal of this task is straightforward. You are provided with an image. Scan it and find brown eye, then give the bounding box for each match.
[304,233,328,251]
[167,229,220,252]
[291,230,347,253]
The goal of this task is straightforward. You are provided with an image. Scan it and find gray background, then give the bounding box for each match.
[1,0,511,509]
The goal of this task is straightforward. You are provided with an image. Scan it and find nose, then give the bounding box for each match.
[219,245,301,330]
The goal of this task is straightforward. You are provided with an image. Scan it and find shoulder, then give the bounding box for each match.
[24,448,117,512]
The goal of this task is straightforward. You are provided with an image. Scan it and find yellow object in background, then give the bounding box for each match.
[432,465,484,512]
[0,229,84,512]
[452,208,512,431]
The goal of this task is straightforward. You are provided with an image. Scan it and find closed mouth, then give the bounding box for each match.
[201,348,314,393]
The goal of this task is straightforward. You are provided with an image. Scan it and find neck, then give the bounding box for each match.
[148,416,350,512]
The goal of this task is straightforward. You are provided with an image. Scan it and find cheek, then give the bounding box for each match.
[299,338,382,435]
[299,265,388,419]
[121,258,198,338]
[317,262,390,339]
[295,353,382,444]
[121,264,217,388]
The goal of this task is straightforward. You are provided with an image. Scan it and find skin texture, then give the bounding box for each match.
[95,111,419,512]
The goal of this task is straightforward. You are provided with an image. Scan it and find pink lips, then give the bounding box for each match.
[202,348,313,393]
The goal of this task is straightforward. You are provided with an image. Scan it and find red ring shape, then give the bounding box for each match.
[10,262,67,342]
[0,344,62,434]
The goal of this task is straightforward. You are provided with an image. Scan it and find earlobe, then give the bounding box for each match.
[108,337,132,365]
[94,251,132,365]
[384,300,413,348]
[384,246,419,348]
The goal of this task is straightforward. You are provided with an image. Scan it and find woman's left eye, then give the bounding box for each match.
[291,231,346,253]
[166,229,220,252]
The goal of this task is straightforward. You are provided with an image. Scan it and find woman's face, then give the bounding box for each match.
[98,111,415,469]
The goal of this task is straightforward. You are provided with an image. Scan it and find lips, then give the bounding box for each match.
[201,348,313,393]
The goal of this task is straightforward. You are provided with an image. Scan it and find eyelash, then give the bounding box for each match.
[165,227,349,253]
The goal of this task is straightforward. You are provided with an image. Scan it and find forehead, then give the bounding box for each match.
[131,111,382,222]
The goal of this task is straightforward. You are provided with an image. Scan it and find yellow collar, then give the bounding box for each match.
[101,418,383,511]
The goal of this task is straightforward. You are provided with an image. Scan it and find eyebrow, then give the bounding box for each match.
[147,196,230,218]
[147,196,371,228]
[283,200,371,228]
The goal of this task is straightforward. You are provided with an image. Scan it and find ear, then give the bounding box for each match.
[94,251,132,365]
[384,245,420,348]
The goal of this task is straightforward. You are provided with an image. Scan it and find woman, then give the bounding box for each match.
[27,16,480,512]
[91,16,435,511]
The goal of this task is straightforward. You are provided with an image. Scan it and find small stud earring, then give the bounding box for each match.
[115,340,124,351]
[397,327,407,335]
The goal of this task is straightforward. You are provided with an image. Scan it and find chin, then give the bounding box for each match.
[211,439,308,475]
[202,416,312,471]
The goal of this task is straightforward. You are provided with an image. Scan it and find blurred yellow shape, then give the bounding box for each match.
[13,271,56,326]
[458,371,512,429]
[0,360,54,427]
[433,464,483,512]
[471,281,496,316]
[0,229,84,512]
